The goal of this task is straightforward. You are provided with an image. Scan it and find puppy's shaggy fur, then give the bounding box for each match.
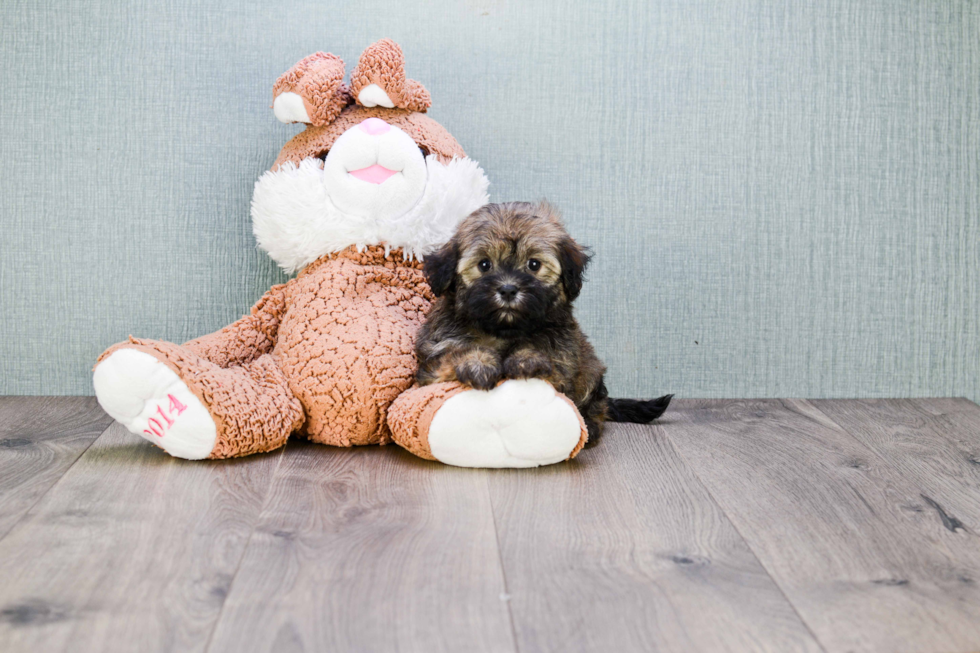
[416,201,671,447]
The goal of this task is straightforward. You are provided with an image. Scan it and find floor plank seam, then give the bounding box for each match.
[0,421,113,544]
[201,442,290,653]
[653,421,830,653]
[6,398,978,651]
[485,474,522,653]
[803,399,976,539]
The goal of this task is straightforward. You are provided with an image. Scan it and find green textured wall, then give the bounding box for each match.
[1,0,978,399]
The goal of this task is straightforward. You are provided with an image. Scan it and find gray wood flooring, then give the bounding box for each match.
[1,397,979,653]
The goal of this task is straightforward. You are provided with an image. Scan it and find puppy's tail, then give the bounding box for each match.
[607,395,673,423]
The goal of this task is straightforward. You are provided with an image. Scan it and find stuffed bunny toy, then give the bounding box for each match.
[94,39,588,467]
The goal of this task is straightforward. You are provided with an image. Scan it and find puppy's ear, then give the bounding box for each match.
[558,237,592,301]
[423,242,459,297]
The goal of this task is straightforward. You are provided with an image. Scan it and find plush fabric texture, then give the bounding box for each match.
[349,38,431,113]
[419,379,588,468]
[387,380,588,466]
[96,244,587,463]
[93,347,218,460]
[319,121,429,222]
[98,245,433,457]
[276,246,432,447]
[93,39,590,467]
[272,105,466,169]
[387,382,469,460]
[9,6,980,401]
[252,154,489,272]
[183,283,288,366]
[272,52,351,127]
[97,340,304,459]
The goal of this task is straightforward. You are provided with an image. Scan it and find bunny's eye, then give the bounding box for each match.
[478,259,493,273]
[527,259,542,272]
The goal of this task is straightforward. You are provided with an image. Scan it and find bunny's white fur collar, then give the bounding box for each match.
[251,156,489,273]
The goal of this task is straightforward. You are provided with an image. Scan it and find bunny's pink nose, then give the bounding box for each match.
[358,118,391,136]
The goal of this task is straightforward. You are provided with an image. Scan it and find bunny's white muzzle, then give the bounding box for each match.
[321,118,428,222]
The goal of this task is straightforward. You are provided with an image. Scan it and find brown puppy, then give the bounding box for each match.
[416,201,671,447]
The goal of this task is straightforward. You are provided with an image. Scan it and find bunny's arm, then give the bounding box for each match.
[183,283,289,368]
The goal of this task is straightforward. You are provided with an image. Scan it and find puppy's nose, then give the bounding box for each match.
[498,284,519,301]
[358,118,391,136]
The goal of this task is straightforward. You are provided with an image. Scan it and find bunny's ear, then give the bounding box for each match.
[349,39,431,113]
[273,52,351,126]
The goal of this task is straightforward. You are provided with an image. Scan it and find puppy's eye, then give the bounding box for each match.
[478,259,493,273]
[527,259,541,272]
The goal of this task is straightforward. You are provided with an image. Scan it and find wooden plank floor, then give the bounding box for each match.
[1,398,979,653]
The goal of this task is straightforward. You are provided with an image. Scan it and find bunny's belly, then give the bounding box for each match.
[274,247,432,446]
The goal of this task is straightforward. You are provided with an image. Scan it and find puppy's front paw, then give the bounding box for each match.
[503,351,554,380]
[455,359,502,391]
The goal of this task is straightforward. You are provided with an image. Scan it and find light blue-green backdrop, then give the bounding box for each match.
[1,1,978,399]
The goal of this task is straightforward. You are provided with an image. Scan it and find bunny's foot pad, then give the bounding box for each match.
[94,348,217,460]
[427,379,585,468]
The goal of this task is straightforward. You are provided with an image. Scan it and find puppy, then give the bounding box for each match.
[416,201,671,447]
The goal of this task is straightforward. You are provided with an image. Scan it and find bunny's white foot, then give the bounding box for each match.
[427,379,584,468]
[93,348,217,460]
